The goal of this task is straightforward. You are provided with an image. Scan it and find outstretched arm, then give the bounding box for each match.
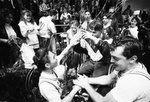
[80,39,103,61]
[73,74,118,102]
[57,34,82,64]
[88,70,118,85]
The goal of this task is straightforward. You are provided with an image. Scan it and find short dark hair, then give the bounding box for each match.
[33,48,51,71]
[89,20,103,32]
[130,16,140,25]
[49,9,58,16]
[69,20,79,27]
[0,8,14,25]
[112,36,143,62]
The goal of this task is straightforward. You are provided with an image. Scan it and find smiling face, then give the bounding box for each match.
[70,24,78,34]
[24,12,32,22]
[110,46,130,72]
[130,18,137,27]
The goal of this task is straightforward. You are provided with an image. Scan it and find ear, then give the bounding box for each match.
[45,63,51,68]
[130,55,138,63]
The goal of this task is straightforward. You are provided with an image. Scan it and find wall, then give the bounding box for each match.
[124,0,150,11]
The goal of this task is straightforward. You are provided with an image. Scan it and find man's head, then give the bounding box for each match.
[49,9,58,20]
[88,20,103,38]
[110,36,143,72]
[102,15,111,25]
[84,10,91,21]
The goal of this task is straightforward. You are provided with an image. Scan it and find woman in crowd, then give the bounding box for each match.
[0,8,24,69]
[18,9,39,52]
[128,16,140,39]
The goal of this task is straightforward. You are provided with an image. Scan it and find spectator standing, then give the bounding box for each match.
[38,9,57,54]
[81,10,93,31]
[0,8,24,69]
[18,9,39,52]
[60,7,72,31]
[0,0,21,24]
[128,16,140,39]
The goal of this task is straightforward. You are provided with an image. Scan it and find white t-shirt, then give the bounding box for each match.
[60,12,71,21]
[128,26,139,39]
[5,24,17,39]
[81,20,93,30]
[111,63,150,102]
[20,43,35,69]
[18,21,39,49]
[39,16,57,38]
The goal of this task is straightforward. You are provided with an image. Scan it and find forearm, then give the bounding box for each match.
[84,84,104,102]
[85,43,97,60]
[90,36,100,45]
[89,75,114,85]
[58,44,73,62]
[62,86,79,102]
[0,38,7,43]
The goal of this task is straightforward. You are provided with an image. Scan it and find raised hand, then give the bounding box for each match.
[70,32,83,46]
[80,39,87,48]
[81,30,93,40]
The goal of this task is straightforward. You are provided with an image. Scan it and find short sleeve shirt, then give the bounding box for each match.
[111,63,150,102]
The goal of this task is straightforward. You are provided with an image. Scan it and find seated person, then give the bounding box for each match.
[73,20,111,99]
[74,36,150,102]
[74,20,111,78]
[33,35,82,102]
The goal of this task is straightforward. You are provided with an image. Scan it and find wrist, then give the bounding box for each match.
[69,86,80,95]
[69,43,74,47]
[6,39,9,43]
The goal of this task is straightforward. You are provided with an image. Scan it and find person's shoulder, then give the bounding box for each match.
[39,16,46,21]
[67,29,71,33]
[47,20,54,26]
[18,21,25,26]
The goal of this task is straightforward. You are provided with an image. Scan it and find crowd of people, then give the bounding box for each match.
[0,0,150,102]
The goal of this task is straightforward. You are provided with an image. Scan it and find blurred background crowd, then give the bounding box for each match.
[0,0,150,102]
